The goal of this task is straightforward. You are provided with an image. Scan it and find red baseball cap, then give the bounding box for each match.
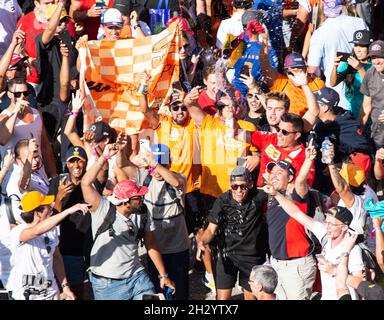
[9,53,29,69]
[108,180,148,205]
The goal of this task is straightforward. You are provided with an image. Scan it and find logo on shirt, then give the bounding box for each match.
[265,144,281,161]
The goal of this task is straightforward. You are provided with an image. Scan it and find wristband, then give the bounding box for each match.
[148,161,158,175]
[91,144,100,157]
[102,153,112,161]
[158,274,168,280]
[62,283,70,289]
[133,24,140,30]
[70,111,79,116]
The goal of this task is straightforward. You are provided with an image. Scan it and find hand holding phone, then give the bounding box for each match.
[139,139,151,155]
[60,173,71,183]
[240,65,250,77]
[336,52,351,62]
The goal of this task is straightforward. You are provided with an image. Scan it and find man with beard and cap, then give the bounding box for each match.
[81,143,175,300]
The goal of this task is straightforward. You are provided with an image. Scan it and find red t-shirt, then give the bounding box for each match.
[17,12,76,84]
[198,89,217,115]
[251,131,315,186]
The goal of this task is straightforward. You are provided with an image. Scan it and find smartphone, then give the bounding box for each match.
[60,31,73,49]
[240,65,250,77]
[60,173,71,182]
[142,294,160,300]
[336,51,351,62]
[192,47,204,56]
[237,157,247,166]
[163,286,174,300]
[139,139,151,155]
[95,1,105,8]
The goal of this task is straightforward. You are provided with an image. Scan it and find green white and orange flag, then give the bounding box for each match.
[78,22,181,134]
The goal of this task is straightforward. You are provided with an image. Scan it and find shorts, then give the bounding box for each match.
[214,254,264,292]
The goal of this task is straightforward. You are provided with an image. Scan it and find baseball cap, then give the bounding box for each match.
[266,159,296,176]
[8,53,29,70]
[20,191,55,212]
[349,30,372,46]
[339,162,365,187]
[107,180,148,205]
[112,0,132,16]
[89,121,113,143]
[46,3,70,21]
[65,146,88,162]
[314,87,340,108]
[151,144,171,165]
[230,166,252,182]
[357,281,384,300]
[167,17,194,36]
[242,8,262,26]
[323,0,343,18]
[368,40,384,58]
[284,52,306,69]
[325,206,353,226]
[101,8,123,27]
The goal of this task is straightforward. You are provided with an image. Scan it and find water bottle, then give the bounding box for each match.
[321,136,331,164]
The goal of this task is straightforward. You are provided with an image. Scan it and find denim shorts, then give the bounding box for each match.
[88,269,155,300]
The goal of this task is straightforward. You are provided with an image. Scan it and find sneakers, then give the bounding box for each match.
[203,273,216,292]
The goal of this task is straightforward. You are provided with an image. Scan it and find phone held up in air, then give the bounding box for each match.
[139,138,151,155]
[336,51,351,62]
[240,64,250,77]
[95,0,105,8]
[59,173,71,183]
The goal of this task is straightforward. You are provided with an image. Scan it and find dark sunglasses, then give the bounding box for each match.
[182,44,190,50]
[44,236,52,254]
[231,184,249,191]
[246,93,259,99]
[123,196,143,205]
[10,90,28,98]
[171,105,188,112]
[276,127,299,136]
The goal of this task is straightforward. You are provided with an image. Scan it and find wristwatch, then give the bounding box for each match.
[340,252,350,257]
[158,274,169,280]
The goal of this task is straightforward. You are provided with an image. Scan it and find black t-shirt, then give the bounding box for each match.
[207,188,269,259]
[48,176,102,256]
[243,113,268,129]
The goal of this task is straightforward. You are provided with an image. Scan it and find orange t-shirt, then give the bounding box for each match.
[155,115,201,193]
[199,116,256,198]
[271,74,325,116]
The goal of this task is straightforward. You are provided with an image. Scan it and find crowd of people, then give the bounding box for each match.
[0,0,384,301]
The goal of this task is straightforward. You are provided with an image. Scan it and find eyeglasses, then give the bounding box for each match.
[10,91,28,98]
[44,236,52,254]
[123,196,143,205]
[231,184,249,191]
[246,93,259,100]
[325,221,344,228]
[171,105,188,112]
[276,127,299,136]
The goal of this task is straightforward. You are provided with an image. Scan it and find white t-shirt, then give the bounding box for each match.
[7,224,60,300]
[0,0,22,54]
[0,196,13,287]
[307,15,368,109]
[216,11,244,49]
[312,221,364,300]
[338,195,367,235]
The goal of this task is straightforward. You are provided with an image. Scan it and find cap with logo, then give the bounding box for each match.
[349,30,372,46]
[323,0,343,18]
[21,191,55,212]
[65,146,88,162]
[314,87,340,108]
[357,281,384,300]
[230,166,252,182]
[284,52,306,69]
[266,158,296,176]
[339,162,365,187]
[326,206,353,226]
[46,4,70,21]
[151,143,171,165]
[89,121,113,143]
[8,53,29,70]
[368,40,384,58]
[101,8,123,27]
[107,180,148,205]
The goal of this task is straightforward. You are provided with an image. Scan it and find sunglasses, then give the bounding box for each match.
[231,184,249,191]
[171,105,188,112]
[44,236,52,254]
[123,196,143,205]
[246,93,259,100]
[276,127,299,136]
[11,63,28,71]
[181,44,190,50]
[10,91,28,98]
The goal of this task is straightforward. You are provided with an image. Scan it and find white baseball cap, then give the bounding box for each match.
[101,8,123,27]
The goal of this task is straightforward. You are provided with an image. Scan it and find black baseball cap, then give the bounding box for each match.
[326,206,353,226]
[357,281,384,300]
[314,87,340,108]
[349,30,372,46]
[89,121,113,143]
[230,166,252,182]
[267,159,296,176]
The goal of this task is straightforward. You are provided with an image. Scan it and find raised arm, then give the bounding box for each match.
[0,100,26,145]
[18,139,38,192]
[288,5,309,52]
[81,144,119,211]
[138,73,160,129]
[42,0,65,45]
[63,90,85,147]
[59,42,70,102]
[259,30,278,87]
[295,142,316,198]
[288,69,319,132]
[374,148,384,180]
[327,142,355,208]
[19,203,89,243]
[183,86,206,127]
[0,150,14,185]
